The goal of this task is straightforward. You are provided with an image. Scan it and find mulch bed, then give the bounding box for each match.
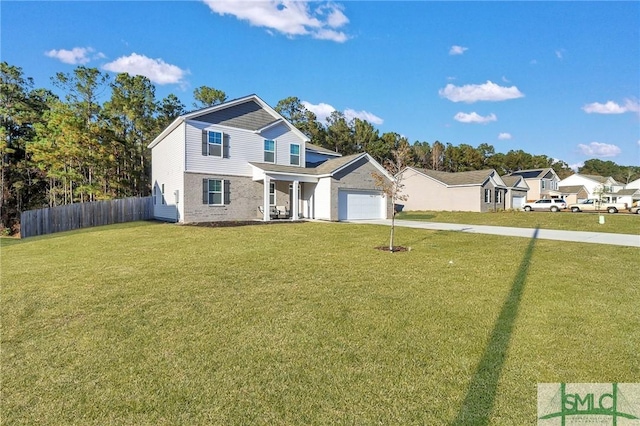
[185,220,306,228]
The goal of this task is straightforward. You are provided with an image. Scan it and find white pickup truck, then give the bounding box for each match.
[568,199,628,214]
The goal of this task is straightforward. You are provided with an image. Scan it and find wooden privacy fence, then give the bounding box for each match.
[20,196,154,238]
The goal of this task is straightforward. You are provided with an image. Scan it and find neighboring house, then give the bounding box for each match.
[504,168,561,201]
[611,188,640,207]
[558,185,589,205]
[148,94,393,223]
[398,167,508,212]
[558,173,622,200]
[622,178,640,207]
[501,175,530,209]
[626,177,640,190]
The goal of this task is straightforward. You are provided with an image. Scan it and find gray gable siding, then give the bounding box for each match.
[195,101,278,131]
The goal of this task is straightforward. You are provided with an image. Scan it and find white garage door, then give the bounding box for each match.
[512,196,525,209]
[338,190,385,220]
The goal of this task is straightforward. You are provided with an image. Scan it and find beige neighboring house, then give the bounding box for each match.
[501,175,530,210]
[398,167,507,212]
[504,168,561,201]
[558,185,589,205]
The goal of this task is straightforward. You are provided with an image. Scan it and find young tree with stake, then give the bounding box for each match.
[372,143,410,252]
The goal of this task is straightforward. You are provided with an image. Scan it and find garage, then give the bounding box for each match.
[338,189,386,220]
[512,195,525,209]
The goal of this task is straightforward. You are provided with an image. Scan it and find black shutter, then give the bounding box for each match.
[224,180,231,204]
[202,130,208,156]
[203,179,208,204]
[223,134,230,158]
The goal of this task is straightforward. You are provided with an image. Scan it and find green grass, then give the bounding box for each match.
[2,221,639,425]
[398,210,640,235]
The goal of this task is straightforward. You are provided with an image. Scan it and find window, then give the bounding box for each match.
[206,179,223,205]
[541,180,547,189]
[290,144,300,166]
[484,189,492,203]
[264,139,275,163]
[153,186,157,205]
[495,190,502,204]
[161,184,165,205]
[269,182,276,205]
[207,131,223,157]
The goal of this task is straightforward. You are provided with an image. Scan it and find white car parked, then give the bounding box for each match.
[522,199,567,212]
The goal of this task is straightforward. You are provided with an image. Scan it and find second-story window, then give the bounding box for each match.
[290,144,300,166]
[264,139,275,163]
[207,131,223,157]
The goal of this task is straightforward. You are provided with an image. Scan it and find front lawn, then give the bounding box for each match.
[398,210,640,234]
[2,221,638,425]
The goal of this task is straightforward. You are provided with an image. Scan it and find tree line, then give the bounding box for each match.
[1,62,638,233]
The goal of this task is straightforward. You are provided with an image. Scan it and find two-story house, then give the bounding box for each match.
[558,173,623,200]
[148,94,393,223]
[504,168,561,201]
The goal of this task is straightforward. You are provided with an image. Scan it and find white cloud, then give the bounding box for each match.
[302,101,383,125]
[202,0,349,43]
[344,108,383,125]
[45,47,102,65]
[302,101,336,123]
[498,132,512,140]
[582,99,640,115]
[439,80,524,103]
[449,45,468,55]
[555,49,565,59]
[577,142,621,158]
[102,53,188,85]
[569,162,583,172]
[453,112,497,124]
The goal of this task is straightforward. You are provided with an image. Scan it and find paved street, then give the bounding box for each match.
[347,219,640,247]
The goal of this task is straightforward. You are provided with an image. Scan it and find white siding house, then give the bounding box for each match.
[149,94,393,223]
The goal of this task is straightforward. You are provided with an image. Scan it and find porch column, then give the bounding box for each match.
[292,180,299,220]
[263,175,270,221]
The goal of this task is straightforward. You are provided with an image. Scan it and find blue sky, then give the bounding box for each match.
[2,1,639,168]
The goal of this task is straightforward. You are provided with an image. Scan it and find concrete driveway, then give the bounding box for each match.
[346,219,640,247]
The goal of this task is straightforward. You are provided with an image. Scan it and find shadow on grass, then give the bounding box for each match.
[451,227,539,426]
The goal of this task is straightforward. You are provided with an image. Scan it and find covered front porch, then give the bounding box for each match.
[250,164,321,222]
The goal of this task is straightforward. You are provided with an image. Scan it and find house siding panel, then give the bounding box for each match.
[152,122,185,222]
[261,123,305,167]
[185,121,305,176]
[183,172,263,222]
[195,100,276,131]
[185,121,257,176]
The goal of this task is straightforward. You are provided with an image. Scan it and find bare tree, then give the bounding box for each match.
[372,143,410,252]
